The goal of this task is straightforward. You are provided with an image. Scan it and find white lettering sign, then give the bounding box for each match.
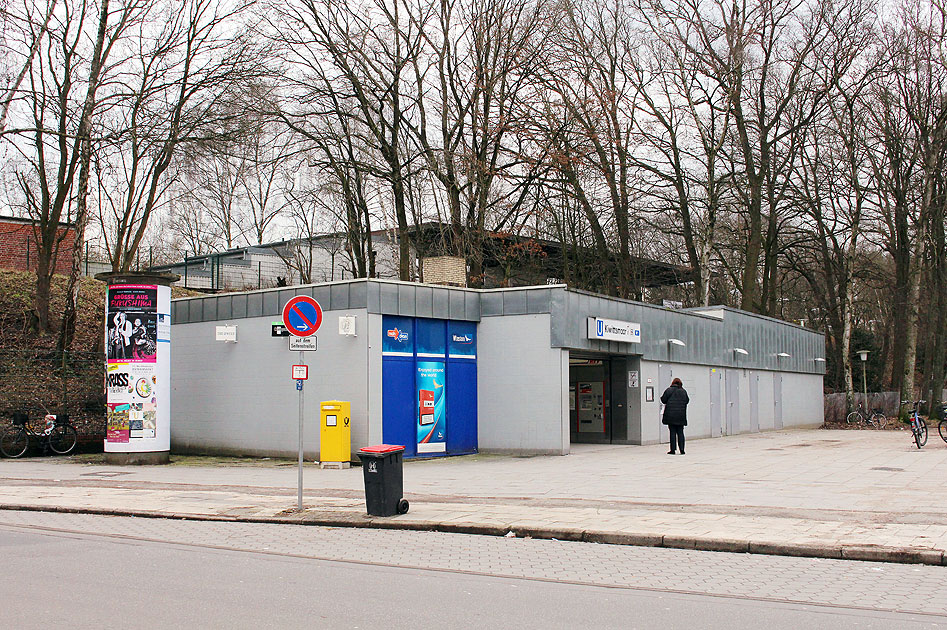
[289,336,318,351]
[215,325,237,342]
[587,317,641,343]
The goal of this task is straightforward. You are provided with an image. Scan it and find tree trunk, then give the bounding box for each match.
[60,0,110,352]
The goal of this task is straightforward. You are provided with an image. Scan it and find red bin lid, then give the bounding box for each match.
[359,444,405,454]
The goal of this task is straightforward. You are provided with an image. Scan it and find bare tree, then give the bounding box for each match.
[268,0,427,281]
[409,0,549,285]
[0,0,59,133]
[96,0,262,272]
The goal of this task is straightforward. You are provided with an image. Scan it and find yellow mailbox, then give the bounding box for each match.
[320,400,351,468]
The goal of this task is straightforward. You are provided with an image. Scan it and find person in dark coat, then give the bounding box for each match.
[661,377,689,455]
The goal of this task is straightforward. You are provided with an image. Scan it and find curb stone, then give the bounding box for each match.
[582,531,663,546]
[748,541,842,560]
[1,502,945,567]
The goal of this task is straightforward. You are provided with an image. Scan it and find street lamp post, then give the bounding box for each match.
[856,350,869,409]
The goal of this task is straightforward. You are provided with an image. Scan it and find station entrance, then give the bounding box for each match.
[569,353,640,444]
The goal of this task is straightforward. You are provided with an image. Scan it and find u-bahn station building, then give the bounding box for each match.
[169,278,825,459]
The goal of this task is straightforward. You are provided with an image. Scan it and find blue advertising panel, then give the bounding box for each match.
[416,361,447,453]
[416,318,446,357]
[382,315,416,456]
[446,360,477,454]
[382,315,414,356]
[381,316,477,458]
[448,321,476,358]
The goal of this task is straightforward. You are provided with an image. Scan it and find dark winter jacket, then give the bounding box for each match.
[660,384,689,426]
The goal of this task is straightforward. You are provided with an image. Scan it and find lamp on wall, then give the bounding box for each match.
[732,347,749,359]
[667,338,685,355]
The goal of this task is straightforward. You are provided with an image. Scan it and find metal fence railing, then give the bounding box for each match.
[823,392,902,423]
[0,349,105,446]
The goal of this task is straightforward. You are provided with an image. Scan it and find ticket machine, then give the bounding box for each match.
[576,381,605,433]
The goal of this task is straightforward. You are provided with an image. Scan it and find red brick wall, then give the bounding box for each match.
[0,217,76,275]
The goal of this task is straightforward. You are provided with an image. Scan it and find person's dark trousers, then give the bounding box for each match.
[668,424,685,454]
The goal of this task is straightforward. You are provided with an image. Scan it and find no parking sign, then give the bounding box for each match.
[281,296,323,337]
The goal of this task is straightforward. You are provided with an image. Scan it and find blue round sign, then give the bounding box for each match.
[281,296,323,337]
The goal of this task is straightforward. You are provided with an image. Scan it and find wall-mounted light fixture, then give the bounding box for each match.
[776,352,791,358]
[732,347,749,358]
[668,338,686,347]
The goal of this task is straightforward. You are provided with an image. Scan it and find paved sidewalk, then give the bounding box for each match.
[2,428,946,565]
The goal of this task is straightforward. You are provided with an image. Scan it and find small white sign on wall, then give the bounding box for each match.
[339,314,357,336]
[215,325,237,342]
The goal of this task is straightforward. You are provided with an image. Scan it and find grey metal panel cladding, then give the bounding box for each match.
[432,288,450,318]
[220,296,234,320]
[415,286,434,318]
[465,292,480,321]
[503,291,527,315]
[247,293,263,318]
[349,283,367,309]
[278,289,296,310]
[331,283,351,310]
[232,294,248,319]
[170,279,823,372]
[380,283,399,314]
[312,285,332,311]
[449,290,466,319]
[481,292,502,316]
[398,285,415,316]
[263,291,279,317]
[366,282,381,312]
[202,298,216,322]
[172,300,187,324]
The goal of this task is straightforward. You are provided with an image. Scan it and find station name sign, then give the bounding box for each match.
[587,317,641,343]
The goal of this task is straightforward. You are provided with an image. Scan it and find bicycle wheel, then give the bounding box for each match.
[870,412,887,429]
[846,411,861,425]
[48,425,77,455]
[0,427,28,458]
[939,418,947,444]
[914,419,928,448]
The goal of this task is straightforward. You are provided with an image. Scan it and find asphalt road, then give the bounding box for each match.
[0,511,944,629]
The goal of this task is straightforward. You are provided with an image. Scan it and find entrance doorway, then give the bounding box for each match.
[569,354,634,444]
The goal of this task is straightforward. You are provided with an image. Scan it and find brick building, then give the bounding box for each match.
[0,216,76,275]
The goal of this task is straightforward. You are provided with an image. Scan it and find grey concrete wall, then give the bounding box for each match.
[170,308,370,458]
[639,362,824,447]
[478,314,569,455]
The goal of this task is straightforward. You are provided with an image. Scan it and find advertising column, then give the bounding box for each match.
[97,272,178,464]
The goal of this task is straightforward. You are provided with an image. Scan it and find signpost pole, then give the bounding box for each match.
[280,294,322,512]
[298,350,304,510]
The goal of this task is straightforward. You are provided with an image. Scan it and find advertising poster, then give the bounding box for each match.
[416,361,446,453]
[107,285,157,364]
[105,362,158,442]
[107,403,130,443]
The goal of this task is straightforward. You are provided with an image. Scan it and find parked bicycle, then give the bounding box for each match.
[0,412,78,458]
[846,403,887,428]
[902,400,927,449]
[938,404,947,444]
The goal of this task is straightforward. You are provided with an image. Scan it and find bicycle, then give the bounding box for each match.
[0,412,78,458]
[937,404,947,444]
[902,400,927,449]
[846,403,888,428]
